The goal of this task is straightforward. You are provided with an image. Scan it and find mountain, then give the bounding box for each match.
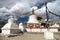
[0,15,29,23]
[16,16,29,23]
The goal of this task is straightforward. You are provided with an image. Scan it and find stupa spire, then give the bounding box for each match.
[32,9,35,15]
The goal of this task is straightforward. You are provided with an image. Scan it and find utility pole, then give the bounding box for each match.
[45,2,49,22]
[44,2,49,28]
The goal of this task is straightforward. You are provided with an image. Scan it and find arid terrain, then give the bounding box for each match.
[0,32,60,40]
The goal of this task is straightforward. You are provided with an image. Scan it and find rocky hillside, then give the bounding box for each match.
[0,21,6,28]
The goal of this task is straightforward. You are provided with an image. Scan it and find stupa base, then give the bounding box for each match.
[26,28,58,32]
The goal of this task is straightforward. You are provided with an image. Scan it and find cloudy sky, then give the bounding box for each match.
[0,0,60,21]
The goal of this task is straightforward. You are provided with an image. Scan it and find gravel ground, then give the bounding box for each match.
[0,32,60,40]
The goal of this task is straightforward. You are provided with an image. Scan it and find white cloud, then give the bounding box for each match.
[0,7,9,13]
[31,6,38,10]
[0,0,59,21]
[9,2,31,17]
[0,7,10,16]
[10,2,30,12]
[0,2,39,20]
[35,0,60,21]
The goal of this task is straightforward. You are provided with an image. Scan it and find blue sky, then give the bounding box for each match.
[0,0,60,22]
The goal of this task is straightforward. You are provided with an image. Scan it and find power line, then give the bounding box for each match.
[48,9,60,16]
[47,7,60,19]
[44,2,60,19]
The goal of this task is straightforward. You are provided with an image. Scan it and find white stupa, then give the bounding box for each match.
[44,31,54,39]
[50,23,59,27]
[26,9,40,32]
[2,16,20,35]
[27,9,39,23]
[19,23,24,32]
[49,23,59,32]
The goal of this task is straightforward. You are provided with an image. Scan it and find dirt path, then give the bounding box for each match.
[0,32,60,40]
